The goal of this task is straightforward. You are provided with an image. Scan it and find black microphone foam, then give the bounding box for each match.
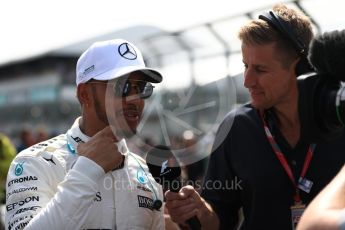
[308,29,345,80]
[146,145,181,184]
[146,145,201,230]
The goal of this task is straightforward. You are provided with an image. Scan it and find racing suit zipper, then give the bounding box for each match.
[112,173,117,230]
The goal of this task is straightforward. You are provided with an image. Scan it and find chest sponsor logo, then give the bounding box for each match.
[7,187,38,199]
[137,169,148,184]
[29,145,44,151]
[13,221,30,230]
[94,192,102,202]
[13,206,41,216]
[42,154,56,165]
[7,215,33,230]
[137,195,154,210]
[14,162,25,176]
[8,176,38,187]
[71,135,84,143]
[6,196,40,211]
[137,185,152,193]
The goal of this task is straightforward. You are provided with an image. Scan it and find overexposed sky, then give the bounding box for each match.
[0,0,284,64]
[0,0,344,86]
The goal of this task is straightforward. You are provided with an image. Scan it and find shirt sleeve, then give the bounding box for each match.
[5,155,105,230]
[201,112,242,230]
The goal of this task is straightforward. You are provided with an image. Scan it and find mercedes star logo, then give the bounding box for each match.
[118,43,137,60]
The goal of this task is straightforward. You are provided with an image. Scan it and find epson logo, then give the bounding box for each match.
[8,176,38,187]
[137,195,154,210]
[6,196,40,211]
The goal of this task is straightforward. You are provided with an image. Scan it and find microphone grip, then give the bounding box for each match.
[169,179,182,192]
[187,217,202,230]
[169,180,201,230]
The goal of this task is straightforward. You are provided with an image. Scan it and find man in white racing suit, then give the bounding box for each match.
[5,39,165,230]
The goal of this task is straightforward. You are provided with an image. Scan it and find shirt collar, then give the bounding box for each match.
[66,117,129,155]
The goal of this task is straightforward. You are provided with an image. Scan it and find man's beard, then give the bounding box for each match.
[93,94,137,138]
[93,93,109,126]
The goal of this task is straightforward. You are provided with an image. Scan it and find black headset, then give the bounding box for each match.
[258,11,314,76]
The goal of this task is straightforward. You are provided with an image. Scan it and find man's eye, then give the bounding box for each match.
[256,68,266,73]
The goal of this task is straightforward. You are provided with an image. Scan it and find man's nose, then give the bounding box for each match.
[243,68,257,89]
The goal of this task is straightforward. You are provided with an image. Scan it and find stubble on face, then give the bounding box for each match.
[242,42,297,111]
[104,85,142,139]
[92,88,109,126]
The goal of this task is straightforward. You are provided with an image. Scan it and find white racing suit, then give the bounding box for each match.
[5,118,164,230]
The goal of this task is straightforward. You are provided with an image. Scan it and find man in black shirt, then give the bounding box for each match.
[200,105,345,229]
[165,4,345,230]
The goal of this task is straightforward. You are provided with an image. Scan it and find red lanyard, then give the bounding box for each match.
[259,111,315,203]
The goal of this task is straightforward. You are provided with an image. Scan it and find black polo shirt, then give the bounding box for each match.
[202,104,345,230]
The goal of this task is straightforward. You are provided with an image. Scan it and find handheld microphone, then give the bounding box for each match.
[146,145,201,230]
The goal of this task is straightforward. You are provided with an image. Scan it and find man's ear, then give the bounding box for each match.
[77,84,92,107]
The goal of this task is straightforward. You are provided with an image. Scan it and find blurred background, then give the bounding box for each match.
[0,0,344,208]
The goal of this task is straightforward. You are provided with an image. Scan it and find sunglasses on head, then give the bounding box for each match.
[87,78,154,99]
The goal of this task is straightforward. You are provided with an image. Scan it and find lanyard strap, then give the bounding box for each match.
[259,111,315,203]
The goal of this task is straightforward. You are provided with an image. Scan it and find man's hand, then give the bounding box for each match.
[77,126,123,173]
[165,185,219,230]
[164,203,181,230]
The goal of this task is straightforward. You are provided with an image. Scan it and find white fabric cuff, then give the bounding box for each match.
[73,156,105,181]
[116,139,129,156]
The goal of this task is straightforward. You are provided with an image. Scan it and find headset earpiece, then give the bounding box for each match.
[295,56,314,76]
[259,11,314,75]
